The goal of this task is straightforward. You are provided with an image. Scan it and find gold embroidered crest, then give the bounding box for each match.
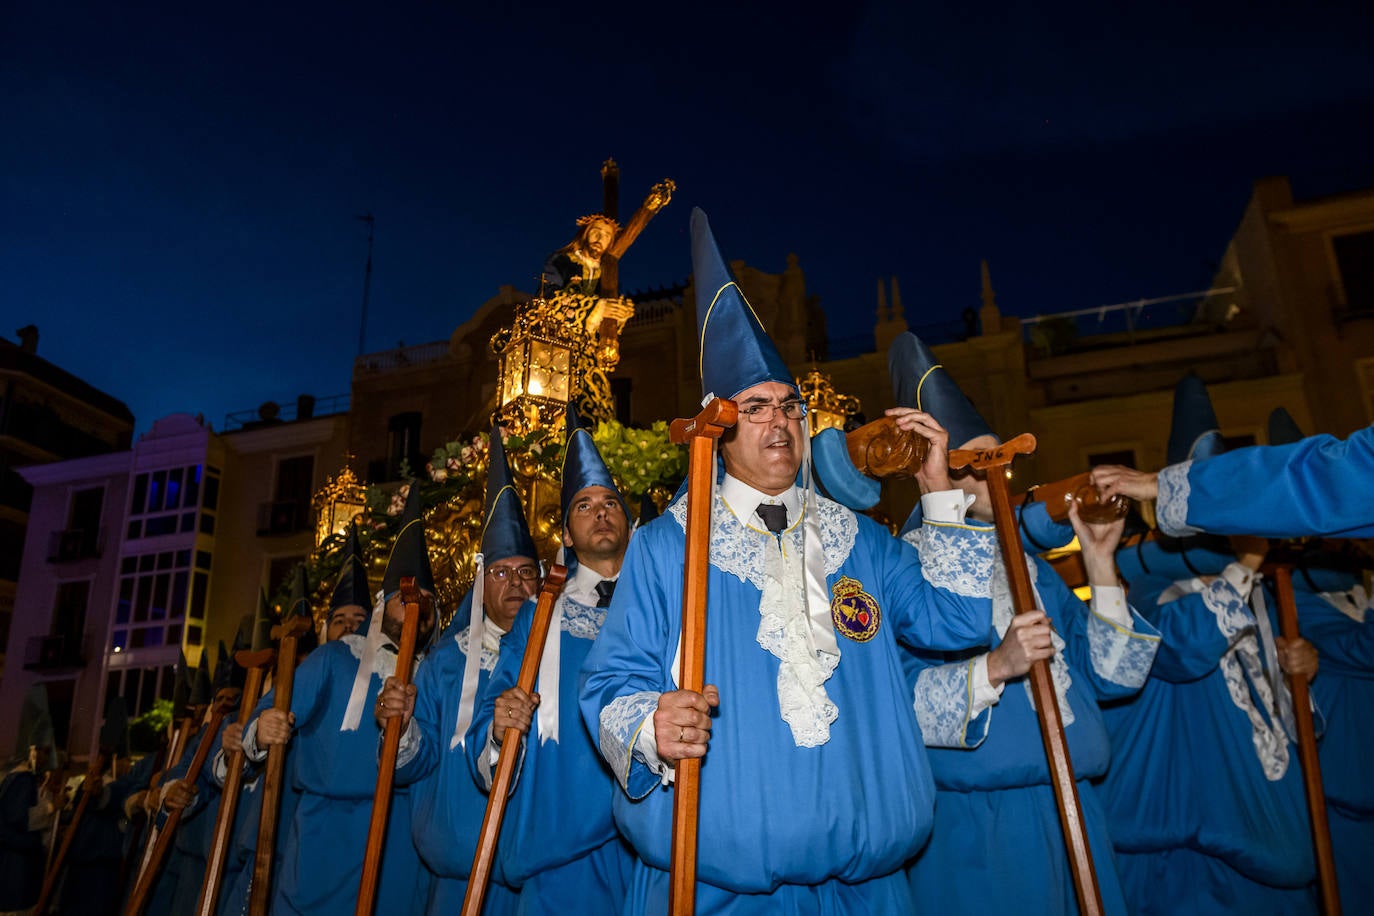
[831,575,880,642]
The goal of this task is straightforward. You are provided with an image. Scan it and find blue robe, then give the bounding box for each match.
[579,491,993,912]
[467,582,633,915]
[1287,575,1374,906]
[902,538,1160,916]
[0,767,48,911]
[245,637,428,915]
[63,763,145,916]
[1100,571,1317,914]
[1155,426,1374,538]
[395,624,518,916]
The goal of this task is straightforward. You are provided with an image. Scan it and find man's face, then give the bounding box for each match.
[213,687,242,710]
[326,604,368,642]
[484,555,539,631]
[563,486,629,571]
[29,745,49,771]
[582,220,614,258]
[381,590,437,646]
[950,434,997,522]
[720,381,805,495]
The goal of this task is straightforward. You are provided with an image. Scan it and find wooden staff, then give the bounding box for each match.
[247,613,314,915]
[124,697,234,916]
[33,760,101,915]
[1273,566,1341,915]
[665,397,737,916]
[948,433,1104,916]
[460,566,569,916]
[129,712,199,895]
[355,577,424,916]
[194,652,274,916]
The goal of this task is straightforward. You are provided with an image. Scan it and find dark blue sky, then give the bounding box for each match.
[5,1,1373,435]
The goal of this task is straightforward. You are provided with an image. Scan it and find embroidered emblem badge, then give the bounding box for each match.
[831,575,880,642]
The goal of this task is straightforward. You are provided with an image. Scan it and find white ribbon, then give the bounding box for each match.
[340,590,387,732]
[536,598,562,744]
[451,553,486,749]
[801,416,840,660]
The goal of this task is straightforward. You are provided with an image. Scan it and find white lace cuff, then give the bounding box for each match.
[395,718,421,769]
[904,522,999,598]
[599,691,664,796]
[241,720,266,764]
[635,713,674,786]
[920,490,976,524]
[1156,461,1199,536]
[1087,606,1160,688]
[969,654,1004,717]
[914,658,993,749]
[1090,586,1132,627]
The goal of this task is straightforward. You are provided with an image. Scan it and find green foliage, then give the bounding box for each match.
[129,699,174,754]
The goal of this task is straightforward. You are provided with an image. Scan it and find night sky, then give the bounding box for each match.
[6,1,1374,436]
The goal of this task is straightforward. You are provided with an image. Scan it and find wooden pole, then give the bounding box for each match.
[247,614,313,915]
[355,578,424,916]
[33,760,102,915]
[666,397,737,916]
[194,654,274,916]
[1273,566,1342,915]
[460,566,569,916]
[129,713,199,896]
[948,434,1104,916]
[123,699,233,916]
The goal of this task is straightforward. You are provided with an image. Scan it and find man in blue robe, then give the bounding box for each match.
[1092,421,1374,539]
[884,332,1160,915]
[465,402,635,914]
[579,209,995,914]
[1097,376,1322,914]
[0,743,62,914]
[242,494,435,915]
[378,430,539,915]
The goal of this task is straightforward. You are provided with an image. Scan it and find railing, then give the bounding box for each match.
[223,393,350,432]
[46,527,104,562]
[353,341,453,374]
[256,499,312,536]
[1020,287,1238,354]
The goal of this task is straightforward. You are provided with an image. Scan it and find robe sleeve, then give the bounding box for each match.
[889,518,996,650]
[394,653,442,785]
[1298,597,1374,670]
[910,652,995,749]
[1039,557,1160,699]
[579,529,674,800]
[1156,427,1374,538]
[240,645,332,762]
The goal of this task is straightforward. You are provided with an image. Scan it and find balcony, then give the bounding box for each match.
[23,634,88,672]
[256,499,312,536]
[46,527,105,562]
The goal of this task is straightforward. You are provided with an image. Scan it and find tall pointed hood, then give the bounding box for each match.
[330,523,372,612]
[100,695,130,758]
[211,640,233,693]
[382,483,437,598]
[483,426,537,564]
[171,649,192,717]
[1167,373,1225,464]
[250,591,274,652]
[636,492,659,528]
[561,401,627,536]
[287,565,318,656]
[1268,407,1305,446]
[889,331,995,448]
[692,208,795,400]
[188,655,213,707]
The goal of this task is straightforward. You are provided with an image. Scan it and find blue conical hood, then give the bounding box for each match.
[1268,407,1305,446]
[692,208,795,400]
[889,332,996,448]
[211,640,233,693]
[1167,374,1225,464]
[1018,501,1075,552]
[381,483,436,598]
[637,492,659,528]
[100,695,130,757]
[171,649,192,717]
[330,523,372,611]
[561,401,627,523]
[483,425,538,564]
[189,655,213,707]
[811,427,880,510]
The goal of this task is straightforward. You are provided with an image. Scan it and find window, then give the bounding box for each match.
[387,412,423,481]
[52,581,90,646]
[1333,230,1374,315]
[258,455,314,535]
[113,549,199,653]
[127,464,208,541]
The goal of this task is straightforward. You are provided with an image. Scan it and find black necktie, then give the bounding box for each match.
[594,579,616,608]
[756,503,788,534]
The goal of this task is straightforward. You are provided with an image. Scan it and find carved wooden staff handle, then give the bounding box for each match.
[461,565,569,916]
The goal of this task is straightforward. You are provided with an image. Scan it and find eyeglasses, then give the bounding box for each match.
[739,400,808,423]
[486,564,539,582]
